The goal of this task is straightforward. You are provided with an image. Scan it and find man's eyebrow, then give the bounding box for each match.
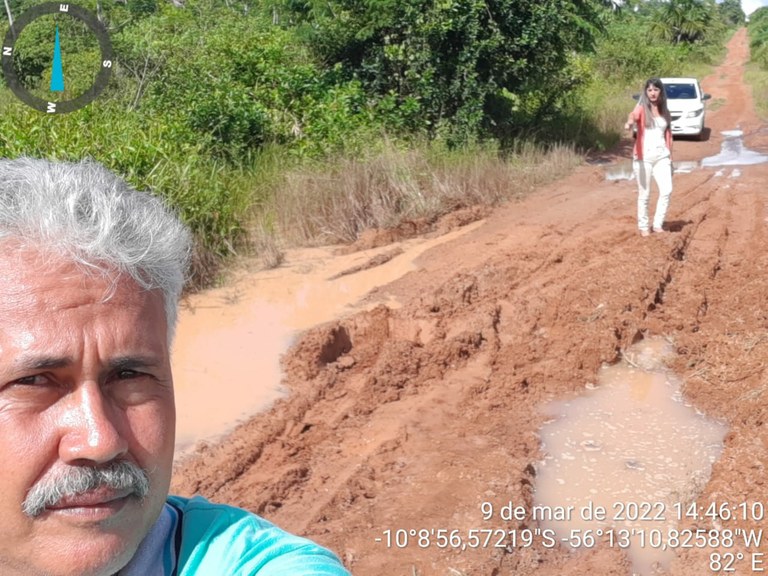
[13,356,73,372]
[107,356,162,371]
[10,355,161,372]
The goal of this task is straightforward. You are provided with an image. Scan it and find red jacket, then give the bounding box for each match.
[630,104,672,161]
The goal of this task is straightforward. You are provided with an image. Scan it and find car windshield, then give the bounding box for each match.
[663,83,697,99]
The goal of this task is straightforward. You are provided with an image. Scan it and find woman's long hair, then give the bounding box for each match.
[638,77,672,128]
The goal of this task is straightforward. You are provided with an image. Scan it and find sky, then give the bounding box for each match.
[741,0,768,15]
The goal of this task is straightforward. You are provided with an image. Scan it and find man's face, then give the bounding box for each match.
[0,249,175,576]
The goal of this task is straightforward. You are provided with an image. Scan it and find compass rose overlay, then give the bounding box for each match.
[2,2,113,114]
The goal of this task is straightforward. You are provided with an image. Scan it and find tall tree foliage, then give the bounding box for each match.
[649,0,723,44]
[718,0,745,26]
[748,6,768,69]
[272,0,608,143]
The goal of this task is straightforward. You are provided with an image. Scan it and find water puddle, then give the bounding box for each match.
[171,220,483,455]
[171,300,291,454]
[701,130,768,167]
[604,160,634,182]
[604,129,768,181]
[535,338,727,575]
[604,160,699,181]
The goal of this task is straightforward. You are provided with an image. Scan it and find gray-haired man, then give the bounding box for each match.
[0,158,349,576]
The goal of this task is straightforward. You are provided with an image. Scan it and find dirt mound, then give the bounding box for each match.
[173,29,768,575]
[328,248,405,280]
[337,206,491,254]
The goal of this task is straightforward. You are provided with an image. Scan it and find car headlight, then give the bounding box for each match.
[685,109,703,118]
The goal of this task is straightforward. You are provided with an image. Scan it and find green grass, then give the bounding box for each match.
[744,62,768,119]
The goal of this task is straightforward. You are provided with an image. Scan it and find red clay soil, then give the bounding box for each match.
[172,29,768,575]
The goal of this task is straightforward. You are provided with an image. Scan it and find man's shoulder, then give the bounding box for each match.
[166,495,350,575]
[167,494,272,531]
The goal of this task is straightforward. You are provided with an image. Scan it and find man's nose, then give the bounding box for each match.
[58,381,129,465]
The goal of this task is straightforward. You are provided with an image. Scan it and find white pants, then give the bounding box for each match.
[633,155,672,231]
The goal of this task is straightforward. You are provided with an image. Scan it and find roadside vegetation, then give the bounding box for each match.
[0,0,743,287]
[747,6,768,118]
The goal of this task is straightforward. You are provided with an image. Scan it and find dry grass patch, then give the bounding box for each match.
[256,142,581,251]
[686,331,768,399]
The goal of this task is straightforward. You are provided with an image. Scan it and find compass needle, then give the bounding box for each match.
[50,24,64,92]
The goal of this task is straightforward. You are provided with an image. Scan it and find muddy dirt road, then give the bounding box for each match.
[173,29,768,575]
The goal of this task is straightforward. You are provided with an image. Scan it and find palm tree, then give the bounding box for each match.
[649,0,718,44]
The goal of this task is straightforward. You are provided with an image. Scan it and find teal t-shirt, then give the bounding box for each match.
[119,495,350,575]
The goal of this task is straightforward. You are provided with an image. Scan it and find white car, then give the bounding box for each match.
[633,77,711,140]
[661,77,711,140]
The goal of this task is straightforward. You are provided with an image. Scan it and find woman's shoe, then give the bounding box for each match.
[640,229,650,237]
[652,226,666,233]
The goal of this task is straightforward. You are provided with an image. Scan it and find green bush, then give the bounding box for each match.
[114,4,380,159]
[749,7,768,69]
[0,97,252,286]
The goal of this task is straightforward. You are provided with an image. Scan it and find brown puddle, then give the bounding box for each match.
[171,221,484,454]
[535,338,728,575]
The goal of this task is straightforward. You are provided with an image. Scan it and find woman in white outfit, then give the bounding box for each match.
[624,77,673,237]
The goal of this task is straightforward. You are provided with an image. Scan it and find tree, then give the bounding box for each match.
[718,0,745,26]
[278,0,608,143]
[649,0,721,44]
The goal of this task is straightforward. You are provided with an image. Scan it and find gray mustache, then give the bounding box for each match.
[23,461,150,517]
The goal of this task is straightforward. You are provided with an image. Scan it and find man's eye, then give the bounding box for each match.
[11,375,47,386]
[1,374,60,404]
[117,369,143,379]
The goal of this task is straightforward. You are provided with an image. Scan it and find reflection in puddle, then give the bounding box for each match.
[535,338,727,575]
[604,160,634,181]
[671,160,698,173]
[604,129,768,181]
[604,160,703,181]
[702,130,768,167]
